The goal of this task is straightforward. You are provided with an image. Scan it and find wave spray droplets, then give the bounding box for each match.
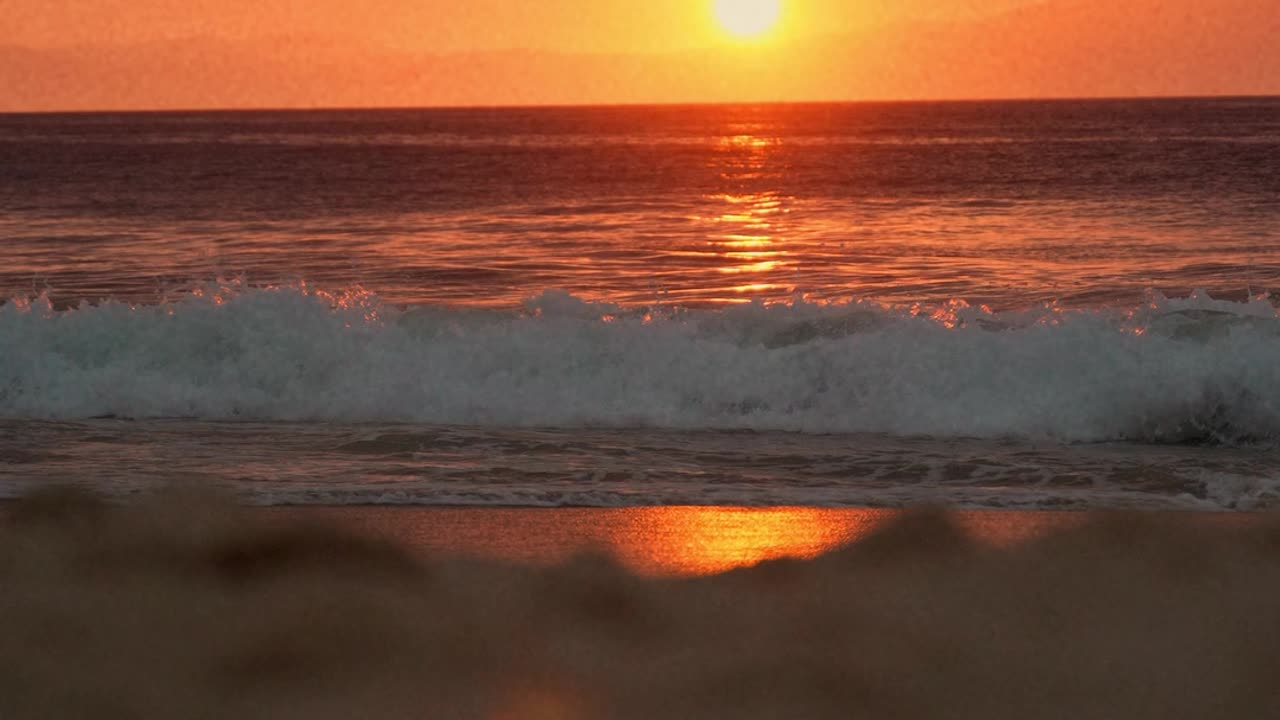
[3,281,1279,445]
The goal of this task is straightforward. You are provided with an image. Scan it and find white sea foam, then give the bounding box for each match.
[3,282,1278,443]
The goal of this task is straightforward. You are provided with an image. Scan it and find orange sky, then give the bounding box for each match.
[3,0,1278,111]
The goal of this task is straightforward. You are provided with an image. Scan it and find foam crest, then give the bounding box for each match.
[3,283,1279,443]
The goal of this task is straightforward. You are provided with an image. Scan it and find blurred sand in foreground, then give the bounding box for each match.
[2,490,1278,719]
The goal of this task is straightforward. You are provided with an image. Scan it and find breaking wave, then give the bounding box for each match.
[3,282,1279,444]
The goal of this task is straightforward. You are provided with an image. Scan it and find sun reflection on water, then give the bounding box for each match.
[709,191,793,296]
[698,128,796,300]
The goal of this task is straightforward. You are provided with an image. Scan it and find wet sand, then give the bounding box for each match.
[3,492,1279,718]
[258,505,1101,576]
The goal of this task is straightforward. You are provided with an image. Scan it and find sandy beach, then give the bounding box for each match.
[3,491,1278,718]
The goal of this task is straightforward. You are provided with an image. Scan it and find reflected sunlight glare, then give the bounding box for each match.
[610,507,867,575]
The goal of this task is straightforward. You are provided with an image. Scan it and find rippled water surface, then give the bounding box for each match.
[2,98,1278,509]
[3,420,1278,510]
[3,98,1278,309]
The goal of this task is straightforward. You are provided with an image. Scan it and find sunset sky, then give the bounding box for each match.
[3,0,1278,111]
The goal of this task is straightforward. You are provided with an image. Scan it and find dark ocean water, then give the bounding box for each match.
[1,98,1279,509]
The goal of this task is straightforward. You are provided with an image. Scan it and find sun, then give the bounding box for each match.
[713,0,783,39]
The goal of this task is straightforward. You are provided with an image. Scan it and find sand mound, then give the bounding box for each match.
[2,490,1279,719]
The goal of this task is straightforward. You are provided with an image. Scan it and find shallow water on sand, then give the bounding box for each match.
[260,505,1099,576]
[3,420,1277,511]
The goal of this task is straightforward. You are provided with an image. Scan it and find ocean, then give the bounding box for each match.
[2,97,1279,510]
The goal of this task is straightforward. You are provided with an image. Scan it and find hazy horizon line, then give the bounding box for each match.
[5,92,1277,118]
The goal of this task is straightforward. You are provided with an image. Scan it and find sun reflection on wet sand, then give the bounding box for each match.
[606,507,871,575]
[282,506,1091,577]
[584,507,1087,575]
